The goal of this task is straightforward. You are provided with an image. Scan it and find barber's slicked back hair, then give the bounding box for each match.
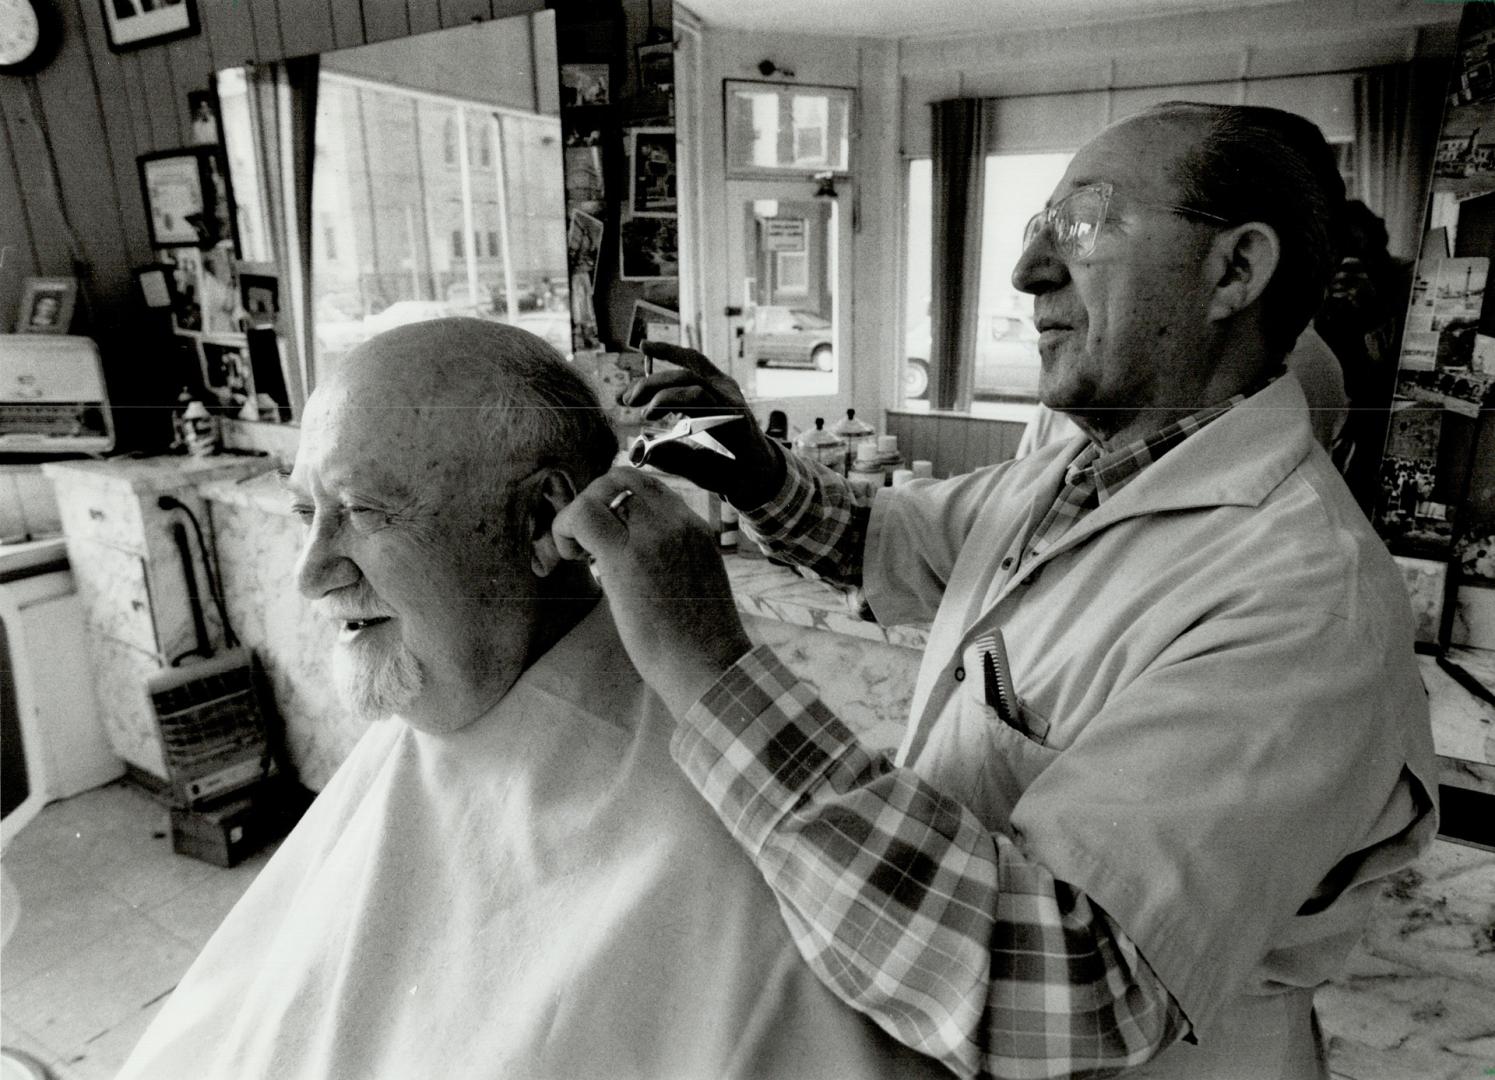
[430,320,619,497]
[1143,101,1346,356]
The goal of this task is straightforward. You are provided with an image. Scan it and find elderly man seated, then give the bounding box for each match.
[118,319,941,1080]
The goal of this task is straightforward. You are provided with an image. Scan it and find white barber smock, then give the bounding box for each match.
[865,374,1437,1078]
[118,602,945,1080]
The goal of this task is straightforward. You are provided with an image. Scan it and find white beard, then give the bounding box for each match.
[332,637,426,721]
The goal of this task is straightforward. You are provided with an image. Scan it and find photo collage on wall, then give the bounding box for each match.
[1376,3,1495,644]
[138,85,289,424]
[555,9,681,432]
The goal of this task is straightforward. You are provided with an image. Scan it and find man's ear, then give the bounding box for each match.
[1205,221,1280,324]
[524,467,579,578]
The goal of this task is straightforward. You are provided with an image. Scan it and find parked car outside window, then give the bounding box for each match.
[744,306,835,372]
[904,309,1040,401]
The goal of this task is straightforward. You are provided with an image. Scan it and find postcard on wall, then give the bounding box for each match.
[570,269,601,352]
[1434,99,1495,181]
[161,247,203,332]
[626,300,680,352]
[628,128,677,216]
[567,209,605,280]
[200,243,242,336]
[1456,25,1495,106]
[619,216,678,281]
[560,64,610,108]
[1392,554,1449,648]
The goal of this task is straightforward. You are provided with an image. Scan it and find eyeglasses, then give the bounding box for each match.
[1022,182,1233,260]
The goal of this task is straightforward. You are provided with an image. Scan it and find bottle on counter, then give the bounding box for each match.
[829,409,876,473]
[848,441,887,497]
[792,417,848,475]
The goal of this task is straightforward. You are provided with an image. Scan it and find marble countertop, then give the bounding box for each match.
[42,452,275,494]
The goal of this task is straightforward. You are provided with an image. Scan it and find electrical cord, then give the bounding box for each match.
[157,495,240,649]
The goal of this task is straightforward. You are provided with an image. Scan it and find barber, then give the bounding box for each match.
[553,102,1436,1079]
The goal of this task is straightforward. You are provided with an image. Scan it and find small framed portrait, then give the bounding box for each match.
[101,0,200,53]
[239,269,279,327]
[635,40,673,99]
[560,64,610,108]
[139,146,237,251]
[201,338,254,412]
[619,216,678,281]
[627,127,677,216]
[15,277,78,334]
[626,300,680,352]
[187,87,221,146]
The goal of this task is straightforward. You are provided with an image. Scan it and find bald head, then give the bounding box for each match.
[289,318,617,732]
[324,317,618,497]
[1138,101,1345,357]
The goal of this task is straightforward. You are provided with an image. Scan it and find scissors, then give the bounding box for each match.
[628,415,739,468]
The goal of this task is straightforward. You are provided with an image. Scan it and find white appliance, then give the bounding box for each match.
[0,334,114,454]
[0,538,122,849]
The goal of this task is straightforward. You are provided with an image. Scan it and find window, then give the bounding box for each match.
[901,153,1070,409]
[724,81,851,177]
[310,72,569,377]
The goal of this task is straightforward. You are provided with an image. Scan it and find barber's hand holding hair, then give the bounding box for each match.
[625,342,786,509]
[552,466,754,718]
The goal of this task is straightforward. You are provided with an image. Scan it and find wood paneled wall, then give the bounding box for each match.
[883,410,1025,478]
[0,0,541,446]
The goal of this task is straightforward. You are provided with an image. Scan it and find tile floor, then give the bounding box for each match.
[1,779,1492,1079]
[1,782,279,1079]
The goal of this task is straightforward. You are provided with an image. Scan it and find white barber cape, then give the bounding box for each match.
[119,602,941,1080]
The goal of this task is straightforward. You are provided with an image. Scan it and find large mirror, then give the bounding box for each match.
[215,11,569,416]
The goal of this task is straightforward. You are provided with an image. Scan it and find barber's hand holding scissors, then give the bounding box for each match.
[552,467,754,718]
[625,342,785,509]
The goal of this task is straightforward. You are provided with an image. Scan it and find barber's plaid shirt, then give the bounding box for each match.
[675,399,1251,1080]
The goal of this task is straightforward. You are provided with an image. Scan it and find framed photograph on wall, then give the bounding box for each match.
[101,0,200,53]
[239,269,279,328]
[635,41,673,99]
[625,300,680,352]
[627,128,677,216]
[139,147,236,251]
[187,87,221,146]
[619,216,678,281]
[15,277,77,334]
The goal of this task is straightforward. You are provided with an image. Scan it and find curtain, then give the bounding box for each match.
[245,56,319,410]
[1354,63,1445,261]
[929,98,990,412]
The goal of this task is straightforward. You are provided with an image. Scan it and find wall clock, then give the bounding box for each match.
[0,0,58,75]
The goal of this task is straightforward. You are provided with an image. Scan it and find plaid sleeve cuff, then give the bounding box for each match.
[674,644,861,855]
[737,450,823,540]
[674,646,1190,1079]
[735,452,872,585]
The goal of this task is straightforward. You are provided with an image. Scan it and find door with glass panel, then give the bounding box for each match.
[724,180,852,433]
